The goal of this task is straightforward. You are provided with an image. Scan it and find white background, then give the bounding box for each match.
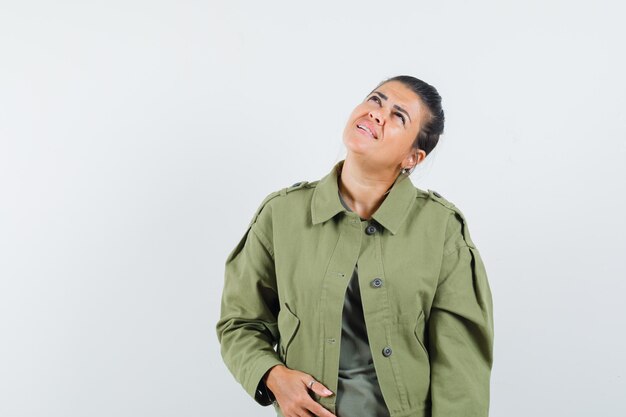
[1,1,625,416]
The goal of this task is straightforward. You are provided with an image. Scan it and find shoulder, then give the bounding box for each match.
[248,180,317,227]
[422,188,476,249]
[414,186,460,215]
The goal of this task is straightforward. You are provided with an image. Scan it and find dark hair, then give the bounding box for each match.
[373,75,445,170]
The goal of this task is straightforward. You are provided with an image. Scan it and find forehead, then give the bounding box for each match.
[370,80,424,120]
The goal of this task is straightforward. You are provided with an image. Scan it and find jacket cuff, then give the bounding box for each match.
[245,356,283,406]
[254,376,276,406]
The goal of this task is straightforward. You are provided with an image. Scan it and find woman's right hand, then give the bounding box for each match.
[264,365,337,417]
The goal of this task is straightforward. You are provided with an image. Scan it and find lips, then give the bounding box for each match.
[356,121,378,139]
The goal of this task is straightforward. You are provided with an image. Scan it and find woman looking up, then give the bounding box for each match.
[217,75,494,417]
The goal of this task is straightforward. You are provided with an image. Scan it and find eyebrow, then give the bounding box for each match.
[371,91,412,123]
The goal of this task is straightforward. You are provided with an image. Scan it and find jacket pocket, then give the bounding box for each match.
[414,309,429,359]
[277,302,300,363]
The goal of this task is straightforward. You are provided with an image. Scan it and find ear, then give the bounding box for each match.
[403,148,426,169]
[415,149,426,164]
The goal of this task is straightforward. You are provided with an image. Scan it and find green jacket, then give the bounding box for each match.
[216,160,494,417]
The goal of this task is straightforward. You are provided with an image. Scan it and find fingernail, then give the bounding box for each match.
[323,388,332,395]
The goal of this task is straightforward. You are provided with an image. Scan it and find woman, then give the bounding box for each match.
[216,75,494,417]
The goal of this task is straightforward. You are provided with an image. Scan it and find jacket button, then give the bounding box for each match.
[365,224,378,235]
[382,346,393,357]
[371,278,383,288]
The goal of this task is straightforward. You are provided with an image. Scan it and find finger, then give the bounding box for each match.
[306,379,333,397]
[293,406,316,417]
[304,398,337,417]
[288,407,312,417]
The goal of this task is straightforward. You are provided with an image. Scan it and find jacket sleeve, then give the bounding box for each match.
[216,207,283,406]
[428,210,494,416]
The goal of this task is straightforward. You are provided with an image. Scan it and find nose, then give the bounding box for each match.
[369,109,384,125]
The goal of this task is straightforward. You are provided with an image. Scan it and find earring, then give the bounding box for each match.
[401,167,410,174]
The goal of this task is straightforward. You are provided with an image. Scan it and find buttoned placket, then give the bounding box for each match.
[316,211,405,413]
[355,217,409,410]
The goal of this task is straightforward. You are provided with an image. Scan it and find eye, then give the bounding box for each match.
[368,95,382,105]
[395,112,406,125]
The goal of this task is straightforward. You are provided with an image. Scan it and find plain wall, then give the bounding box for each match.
[1,1,625,416]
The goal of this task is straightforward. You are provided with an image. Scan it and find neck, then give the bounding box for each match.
[337,157,399,220]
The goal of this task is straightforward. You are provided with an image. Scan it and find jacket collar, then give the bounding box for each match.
[311,159,416,235]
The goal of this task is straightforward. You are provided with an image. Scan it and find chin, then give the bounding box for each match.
[343,135,370,155]
[344,126,376,150]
